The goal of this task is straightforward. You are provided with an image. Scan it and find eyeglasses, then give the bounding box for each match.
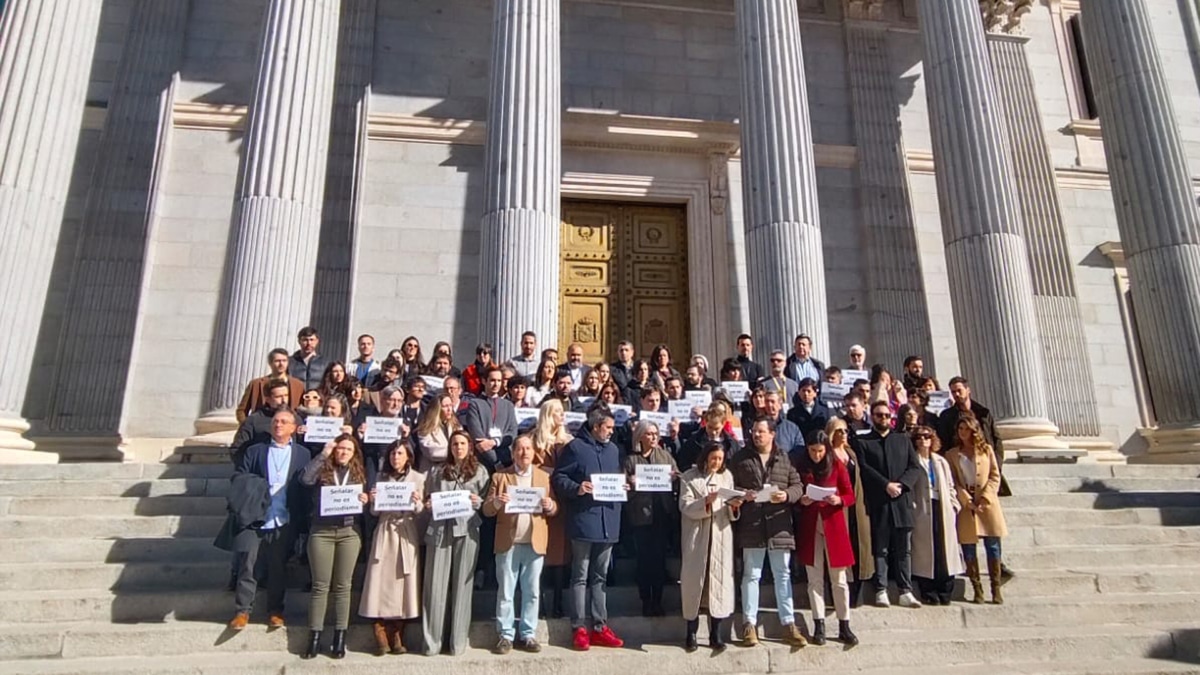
[770,358,784,362]
[871,412,891,419]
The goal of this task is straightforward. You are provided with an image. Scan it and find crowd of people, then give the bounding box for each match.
[217,326,1012,659]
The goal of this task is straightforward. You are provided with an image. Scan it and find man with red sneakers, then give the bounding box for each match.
[551,408,627,651]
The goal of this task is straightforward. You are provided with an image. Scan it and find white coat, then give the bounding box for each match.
[679,467,739,621]
[912,453,966,578]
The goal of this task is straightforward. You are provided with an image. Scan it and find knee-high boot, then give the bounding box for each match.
[987,558,1004,605]
[966,559,985,605]
[371,620,389,656]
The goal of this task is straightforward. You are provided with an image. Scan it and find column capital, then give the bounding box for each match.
[844,0,885,21]
[979,0,1033,34]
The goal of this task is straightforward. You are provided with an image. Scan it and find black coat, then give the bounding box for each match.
[728,447,803,550]
[787,401,832,437]
[289,351,328,392]
[677,427,738,473]
[852,429,923,531]
[234,441,311,534]
[622,446,679,528]
[734,355,764,384]
[212,472,270,553]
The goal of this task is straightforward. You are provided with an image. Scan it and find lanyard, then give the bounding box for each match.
[333,466,349,486]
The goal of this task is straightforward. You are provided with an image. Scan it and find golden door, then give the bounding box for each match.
[559,201,691,364]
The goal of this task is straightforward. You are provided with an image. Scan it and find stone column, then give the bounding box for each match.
[984,20,1101,442]
[843,8,934,372]
[917,0,1061,448]
[1083,0,1200,461]
[193,0,341,440]
[477,0,561,358]
[43,0,190,460]
[0,0,103,461]
[735,0,830,361]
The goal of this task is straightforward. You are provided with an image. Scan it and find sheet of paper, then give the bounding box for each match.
[667,399,695,422]
[805,483,838,502]
[610,404,633,425]
[634,464,673,492]
[819,382,852,406]
[721,381,750,403]
[591,473,628,502]
[716,487,745,500]
[926,391,952,414]
[363,416,402,444]
[431,490,473,521]
[514,407,539,429]
[684,390,712,409]
[841,369,870,385]
[304,416,343,443]
[638,411,673,435]
[420,375,445,393]
[505,486,545,514]
[754,483,777,503]
[577,396,596,408]
[319,485,363,516]
[564,411,587,432]
[374,480,415,512]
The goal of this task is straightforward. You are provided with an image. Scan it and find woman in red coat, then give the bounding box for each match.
[795,430,859,647]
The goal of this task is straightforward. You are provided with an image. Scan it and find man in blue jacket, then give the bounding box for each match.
[551,408,626,652]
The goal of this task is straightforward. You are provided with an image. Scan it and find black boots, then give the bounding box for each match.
[811,619,826,646]
[708,616,725,651]
[837,620,859,647]
[685,619,699,652]
[331,629,347,659]
[302,630,322,659]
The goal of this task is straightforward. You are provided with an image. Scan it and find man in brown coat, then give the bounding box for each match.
[237,348,304,423]
[729,417,807,648]
[483,435,558,655]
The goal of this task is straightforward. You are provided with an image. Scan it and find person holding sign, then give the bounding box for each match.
[414,393,462,473]
[482,436,558,654]
[298,434,370,660]
[360,441,425,656]
[794,430,860,647]
[551,408,627,651]
[679,441,743,653]
[825,417,873,609]
[531,400,575,617]
[358,384,407,472]
[421,430,490,656]
[728,418,807,648]
[623,420,680,617]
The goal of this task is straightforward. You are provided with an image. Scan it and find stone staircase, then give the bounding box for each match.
[0,462,1198,674]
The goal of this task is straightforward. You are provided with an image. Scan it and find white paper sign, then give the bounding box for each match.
[926,391,952,414]
[668,399,696,421]
[591,473,628,502]
[754,483,778,503]
[431,490,474,521]
[638,411,673,436]
[721,381,750,403]
[577,396,596,408]
[684,390,713,409]
[320,485,363,516]
[505,486,546,514]
[841,369,870,385]
[420,375,445,393]
[819,382,852,406]
[634,464,673,492]
[375,481,416,512]
[304,416,343,443]
[564,411,587,432]
[716,487,745,500]
[731,426,744,444]
[610,404,633,425]
[363,416,402,444]
[515,407,539,429]
[805,483,838,502]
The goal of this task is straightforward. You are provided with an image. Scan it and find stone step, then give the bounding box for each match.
[0,623,1189,674]
[1003,492,1200,509]
[0,537,229,565]
[0,463,234,481]
[0,515,226,540]
[1014,567,1200,596]
[0,496,227,517]
[851,658,1200,675]
[1003,507,1200,527]
[0,478,229,498]
[1006,544,1200,570]
[1003,525,1200,549]
[1002,476,1200,494]
[1002,465,1200,479]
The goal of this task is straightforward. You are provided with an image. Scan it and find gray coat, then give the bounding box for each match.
[423,465,490,546]
[463,395,518,471]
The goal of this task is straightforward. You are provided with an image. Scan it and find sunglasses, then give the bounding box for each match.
[915,434,932,440]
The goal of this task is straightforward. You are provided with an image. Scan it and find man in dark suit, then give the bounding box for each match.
[229,408,310,631]
[609,341,636,392]
[784,333,826,384]
[231,380,294,464]
[732,333,764,384]
[787,378,831,437]
[853,401,924,609]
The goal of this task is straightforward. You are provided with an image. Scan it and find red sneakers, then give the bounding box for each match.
[589,625,624,648]
[573,627,590,651]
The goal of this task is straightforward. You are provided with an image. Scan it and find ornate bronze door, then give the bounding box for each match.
[559,201,690,364]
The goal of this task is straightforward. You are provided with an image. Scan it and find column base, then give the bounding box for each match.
[0,417,57,463]
[183,411,238,448]
[994,418,1067,451]
[1132,425,1200,464]
[32,435,128,463]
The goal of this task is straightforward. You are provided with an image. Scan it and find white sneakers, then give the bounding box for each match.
[874,590,890,607]
[898,592,923,608]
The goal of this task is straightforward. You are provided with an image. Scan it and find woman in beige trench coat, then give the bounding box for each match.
[945,412,1009,605]
[910,426,965,605]
[360,441,425,656]
[679,441,743,653]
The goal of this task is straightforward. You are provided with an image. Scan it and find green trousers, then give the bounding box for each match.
[307,525,362,630]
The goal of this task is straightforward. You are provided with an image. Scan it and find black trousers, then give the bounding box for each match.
[872,516,913,594]
[914,503,954,603]
[234,523,295,614]
[632,524,668,602]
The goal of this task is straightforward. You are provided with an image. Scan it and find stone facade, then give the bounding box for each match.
[6,0,1200,460]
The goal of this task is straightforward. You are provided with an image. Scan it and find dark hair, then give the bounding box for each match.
[664,375,683,389]
[903,355,922,368]
[949,376,969,388]
[586,406,615,431]
[507,375,529,391]
[380,357,403,373]
[798,377,817,391]
[843,391,864,404]
[265,379,291,395]
[356,333,374,343]
[400,336,424,365]
[795,333,812,345]
[853,378,870,388]
[799,429,832,479]
[696,441,728,471]
[554,368,573,383]
[824,365,842,377]
[319,433,367,487]
[870,400,892,414]
[268,347,289,360]
[534,357,557,388]
[650,344,671,367]
[896,404,918,432]
[319,360,347,393]
[475,342,493,356]
[402,375,425,393]
[380,440,415,480]
[911,424,942,454]
[737,333,753,342]
[443,429,480,481]
[751,417,776,433]
[297,326,318,339]
[869,364,888,386]
[521,331,537,340]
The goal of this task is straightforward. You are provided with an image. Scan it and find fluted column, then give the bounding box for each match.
[844,15,933,372]
[917,0,1060,447]
[43,0,189,457]
[735,0,829,361]
[1083,0,1200,461]
[985,28,1101,440]
[0,0,103,461]
[477,0,561,358]
[193,0,341,439]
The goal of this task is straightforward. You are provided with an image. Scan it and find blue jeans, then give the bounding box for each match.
[741,547,795,626]
[961,537,1002,564]
[495,543,544,641]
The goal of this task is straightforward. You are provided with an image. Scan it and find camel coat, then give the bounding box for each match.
[679,468,739,621]
[911,454,966,578]
[534,440,571,566]
[944,445,1009,543]
[837,451,875,582]
[359,469,426,619]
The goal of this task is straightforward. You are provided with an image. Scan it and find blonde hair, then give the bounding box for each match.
[824,416,849,444]
[953,412,992,457]
[532,398,572,463]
